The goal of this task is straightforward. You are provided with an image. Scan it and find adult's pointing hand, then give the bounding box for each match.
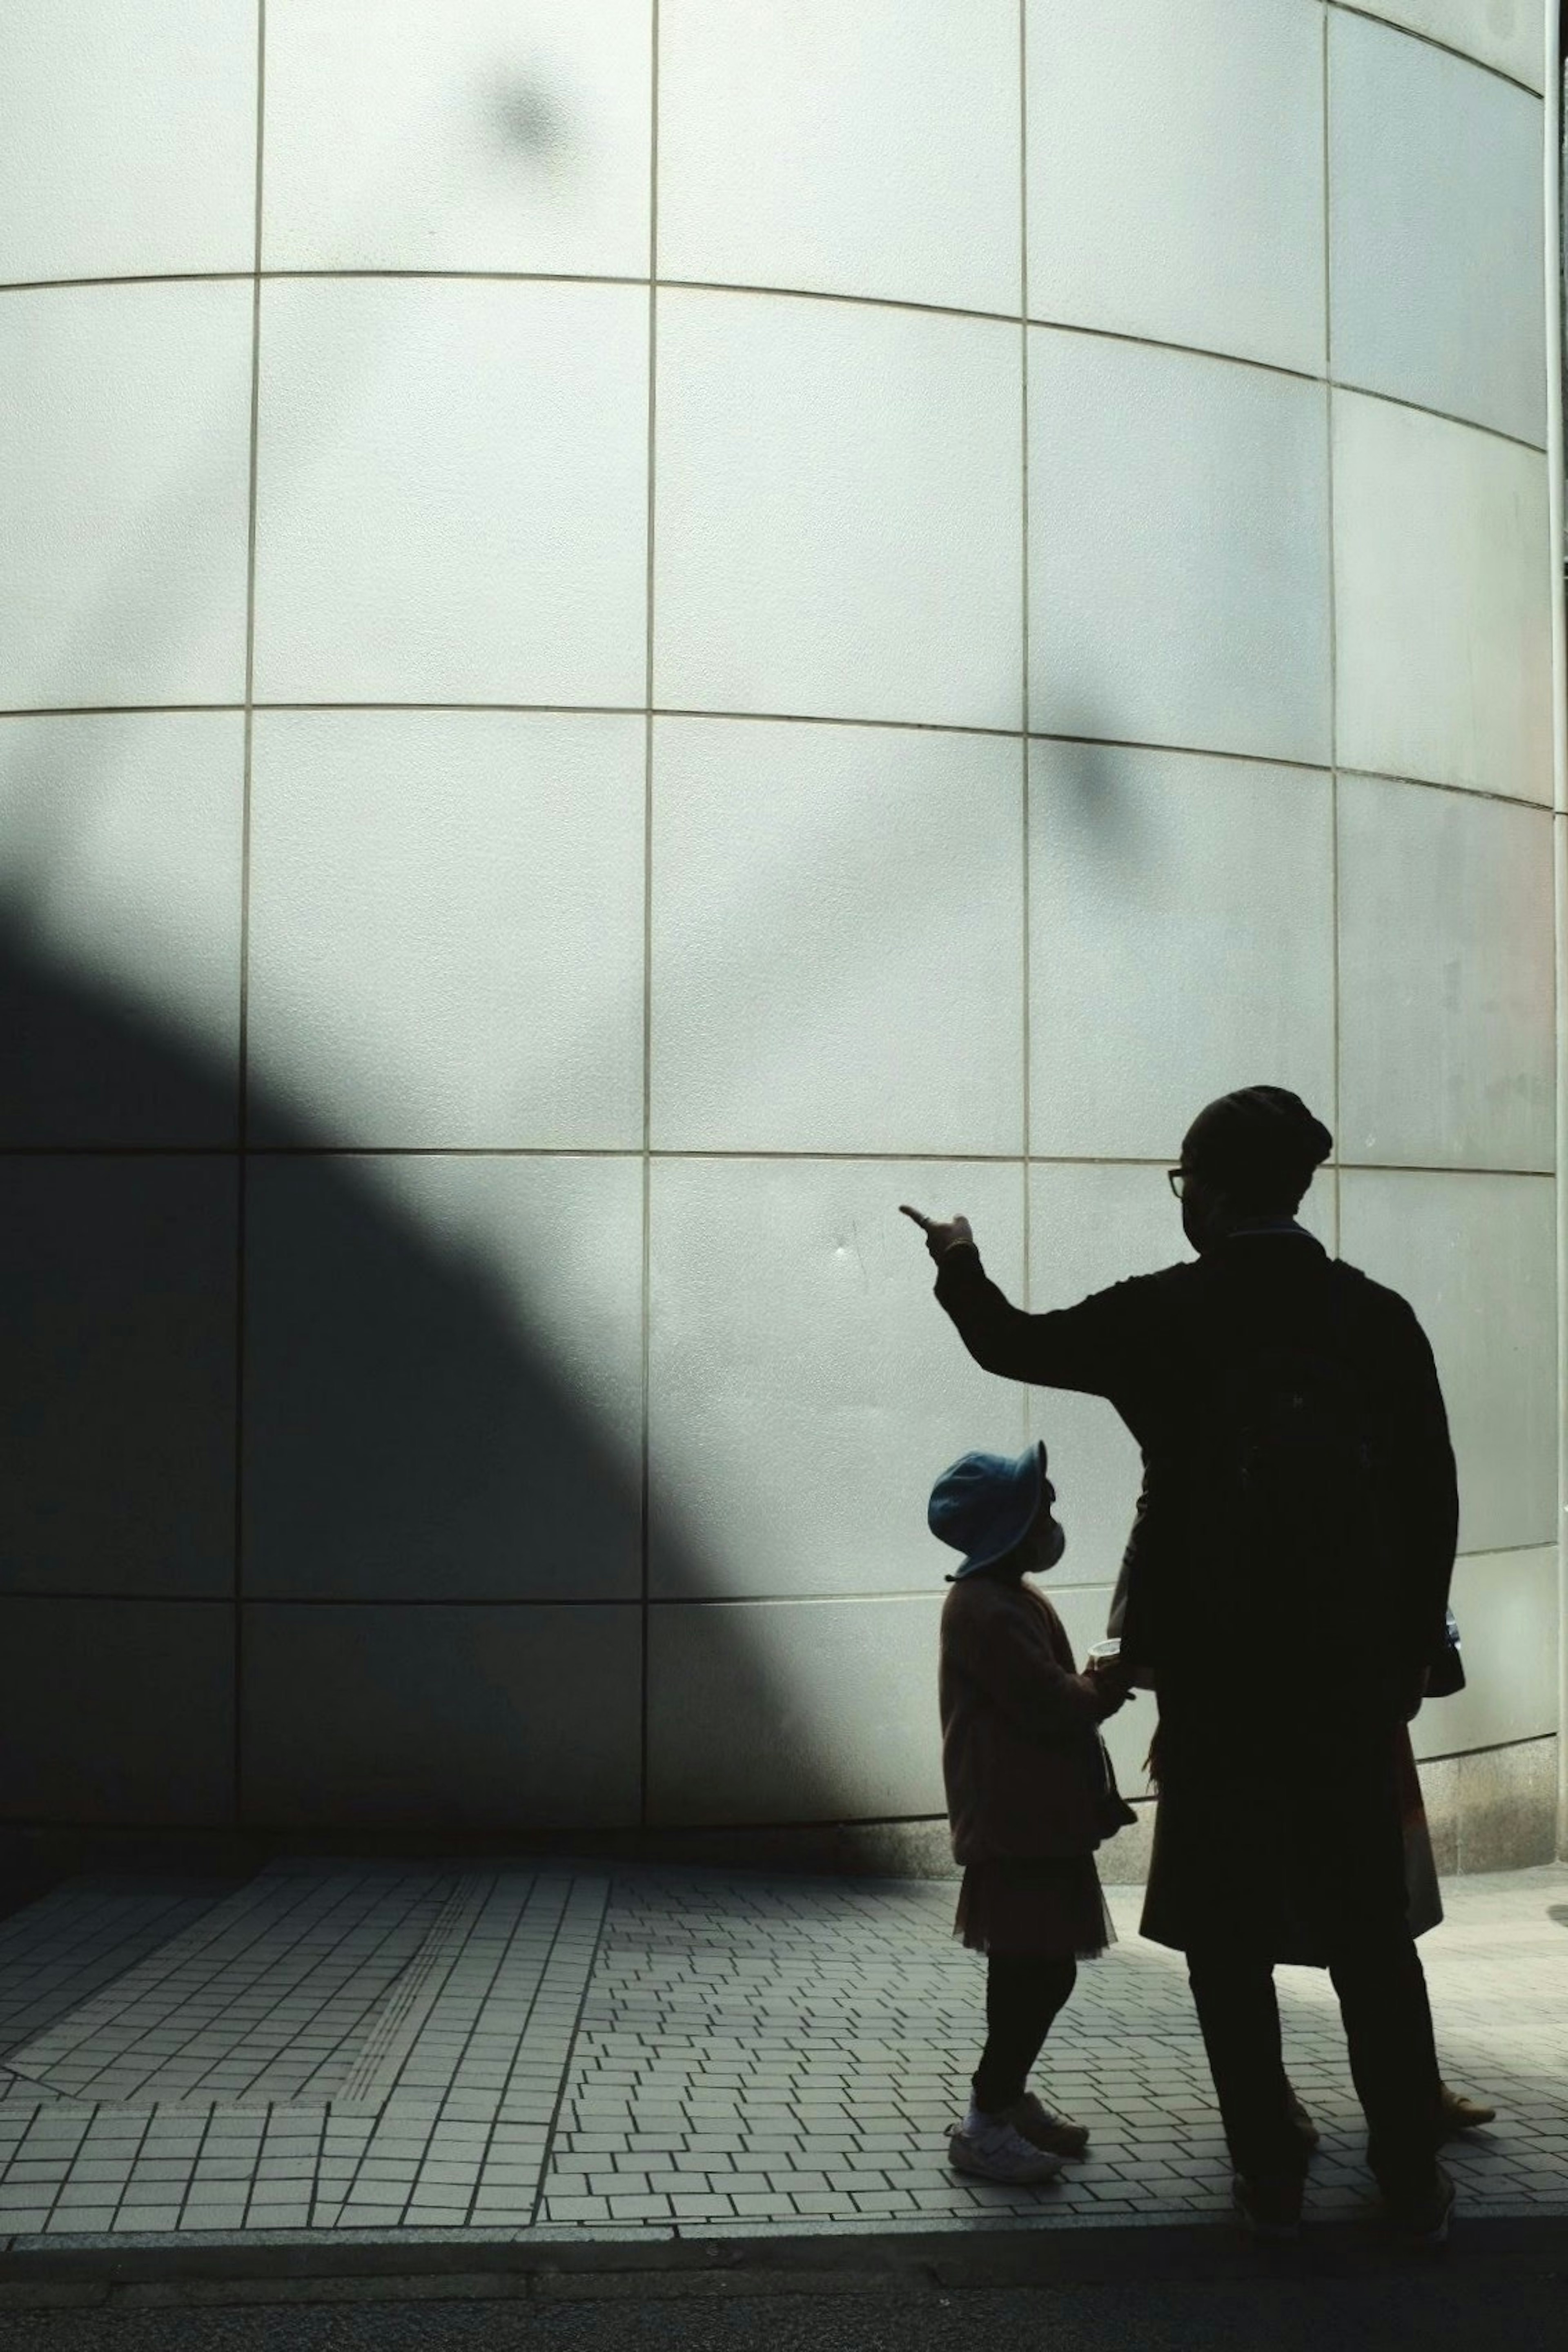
[899,1205,974,1262]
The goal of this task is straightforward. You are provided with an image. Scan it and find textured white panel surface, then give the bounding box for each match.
[0,712,243,1145]
[1345,0,1545,91]
[1025,1162,1336,1592]
[647,1595,945,1825]
[1338,775,1555,1171]
[252,278,648,705]
[0,1599,233,1823]
[1339,1170,1558,1555]
[1410,1547,1560,1760]
[244,1153,644,1601]
[0,1158,237,1600]
[655,290,1023,729]
[1330,11,1546,445]
[263,0,651,277]
[659,0,1021,314]
[1029,744,1334,1161]
[1028,333,1332,764]
[648,1158,1027,1601]
[0,283,253,710]
[247,710,644,1147]
[0,0,257,283]
[1027,0,1325,374]
[1332,393,1552,799]
[651,718,1024,1155]
[241,1604,642,1828]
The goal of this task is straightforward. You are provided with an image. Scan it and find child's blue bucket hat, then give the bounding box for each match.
[928,1440,1060,1581]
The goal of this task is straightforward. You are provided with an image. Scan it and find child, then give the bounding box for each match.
[931,1441,1135,2185]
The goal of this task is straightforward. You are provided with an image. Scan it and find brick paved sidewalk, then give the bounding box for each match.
[0,1858,1561,2252]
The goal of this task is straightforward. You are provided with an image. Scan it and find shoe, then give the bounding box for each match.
[1439,2082,1496,2135]
[1383,2163,1456,2248]
[1006,2090,1090,2159]
[1233,2173,1303,2241]
[1286,2083,1321,2152]
[948,2120,1065,2186]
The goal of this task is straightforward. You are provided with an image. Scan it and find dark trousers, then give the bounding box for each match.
[1187,1927,1442,2198]
[973,1954,1077,2115]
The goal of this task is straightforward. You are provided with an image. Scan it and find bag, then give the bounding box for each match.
[1425,1606,1466,1699]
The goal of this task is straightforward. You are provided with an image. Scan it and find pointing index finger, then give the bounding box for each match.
[898,1204,932,1231]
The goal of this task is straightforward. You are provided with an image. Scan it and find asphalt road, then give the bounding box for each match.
[3,2243,1566,2352]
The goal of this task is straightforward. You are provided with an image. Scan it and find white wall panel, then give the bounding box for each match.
[655,290,1023,730]
[1339,1170,1558,1555]
[1330,12,1546,445]
[1028,334,1332,764]
[1029,744,1334,1161]
[0,0,257,283]
[242,1603,641,1829]
[263,0,651,278]
[1027,0,1325,374]
[0,1159,237,1600]
[1338,775,1555,1171]
[1332,392,1552,799]
[247,710,645,1148]
[649,1158,1027,1601]
[244,1153,644,1601]
[0,1600,233,1824]
[660,0,1020,316]
[647,1596,945,1825]
[1345,0,1546,91]
[0,712,243,1145]
[1411,1546,1559,1760]
[651,718,1024,1156]
[0,284,253,710]
[252,279,648,705]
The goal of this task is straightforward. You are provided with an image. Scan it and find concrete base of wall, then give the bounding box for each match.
[1094,1733,1561,1887]
[0,1737,1556,1898]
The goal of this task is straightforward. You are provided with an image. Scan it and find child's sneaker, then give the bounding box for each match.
[948,2117,1064,2186]
[1006,2091,1089,2158]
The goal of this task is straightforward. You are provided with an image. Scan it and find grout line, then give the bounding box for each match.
[0,695,1555,811]
[231,0,269,1836]
[1324,0,1344,1261]
[0,1146,1557,1175]
[0,268,1547,455]
[1018,0,1033,1282]
[3,1539,1541,1611]
[1326,0,1548,98]
[637,0,661,1838]
[526,1877,613,2232]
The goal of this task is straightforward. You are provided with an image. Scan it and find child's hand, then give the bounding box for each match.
[1085,1658,1135,1719]
[900,1205,974,1261]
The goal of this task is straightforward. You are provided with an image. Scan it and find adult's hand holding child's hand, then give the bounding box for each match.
[900,1205,974,1262]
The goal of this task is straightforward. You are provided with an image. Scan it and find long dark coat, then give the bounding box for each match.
[934,1228,1459,1956]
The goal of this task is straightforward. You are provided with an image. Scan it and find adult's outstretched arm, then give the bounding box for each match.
[931,1240,1131,1400]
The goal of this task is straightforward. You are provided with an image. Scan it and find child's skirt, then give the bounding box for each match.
[954,1855,1116,1959]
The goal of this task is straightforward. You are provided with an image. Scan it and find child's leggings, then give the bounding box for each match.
[973,1953,1078,2114]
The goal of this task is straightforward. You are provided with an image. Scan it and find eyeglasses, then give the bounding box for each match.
[1167,1168,1186,1200]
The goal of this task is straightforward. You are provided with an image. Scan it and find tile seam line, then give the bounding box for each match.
[0,1149,1555,1174]
[1324,0,1343,1261]
[1018,0,1032,1283]
[0,265,1548,454]
[3,1537,1536,1608]
[637,0,660,1839]
[1326,0,1549,97]
[526,1878,614,2230]
[231,0,267,1837]
[0,703,1550,807]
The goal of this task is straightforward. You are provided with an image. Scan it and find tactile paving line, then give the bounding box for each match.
[4,1870,457,2107]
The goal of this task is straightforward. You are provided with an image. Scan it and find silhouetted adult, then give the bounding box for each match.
[903,1086,1459,2242]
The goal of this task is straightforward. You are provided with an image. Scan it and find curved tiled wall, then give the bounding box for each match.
[0,2,1559,1853]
